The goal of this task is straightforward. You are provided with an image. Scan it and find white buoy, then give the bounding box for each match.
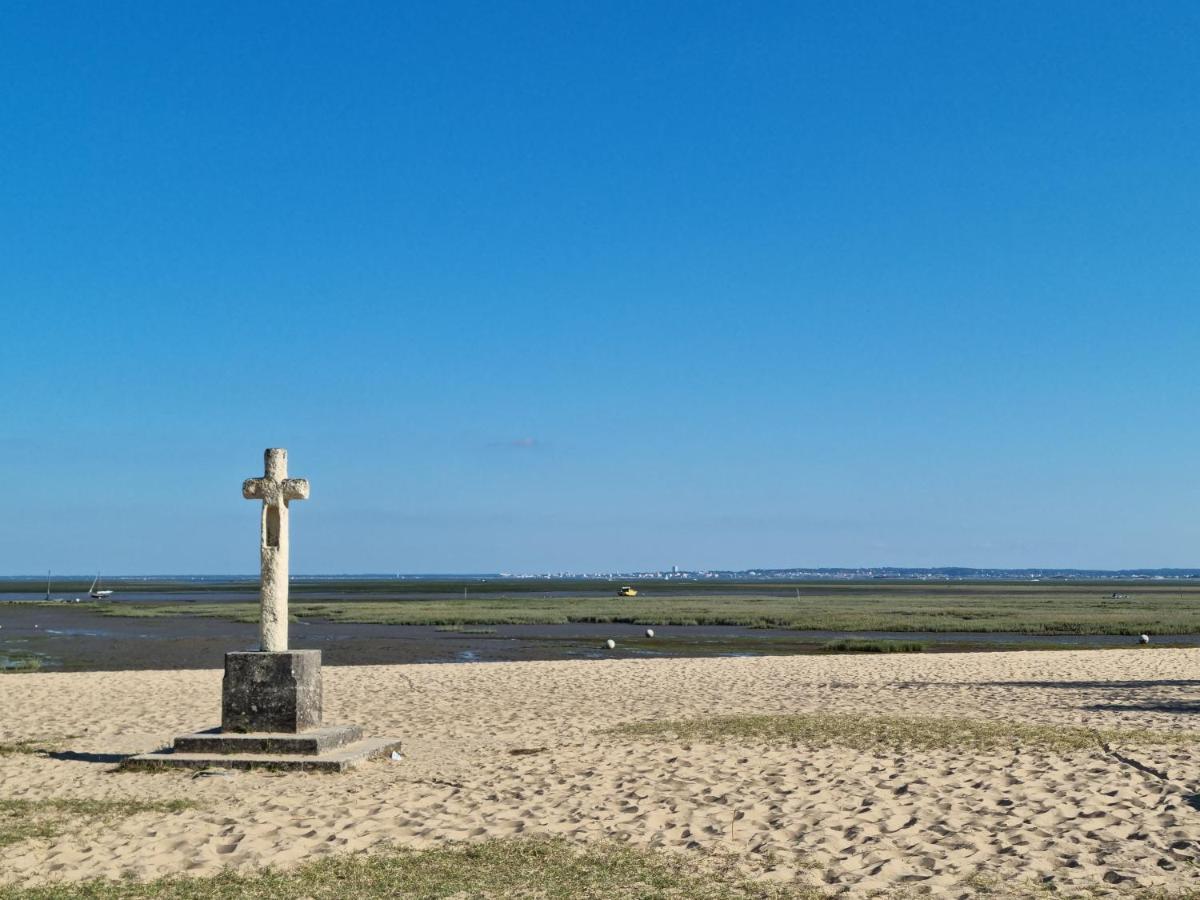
[605,639,616,650]
[645,628,655,638]
[1139,634,1150,645]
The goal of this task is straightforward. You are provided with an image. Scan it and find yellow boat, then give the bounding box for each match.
[617,586,638,597]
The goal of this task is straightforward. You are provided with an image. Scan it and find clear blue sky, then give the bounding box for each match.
[2,2,1198,574]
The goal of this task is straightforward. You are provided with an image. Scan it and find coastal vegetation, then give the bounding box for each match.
[50,579,1200,635]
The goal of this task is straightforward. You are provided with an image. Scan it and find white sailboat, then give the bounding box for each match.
[89,572,114,599]
[44,569,67,602]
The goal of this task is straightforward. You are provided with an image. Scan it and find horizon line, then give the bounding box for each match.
[5,565,1200,580]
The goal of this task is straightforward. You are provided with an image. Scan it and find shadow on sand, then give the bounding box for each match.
[1084,701,1200,714]
[46,750,132,764]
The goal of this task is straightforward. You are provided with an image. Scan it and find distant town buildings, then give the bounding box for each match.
[493,567,1200,582]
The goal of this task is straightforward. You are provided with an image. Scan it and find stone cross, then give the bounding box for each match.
[243,449,310,652]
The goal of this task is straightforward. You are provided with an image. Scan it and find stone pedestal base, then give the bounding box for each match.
[125,649,401,772]
[174,724,363,755]
[125,731,401,772]
[222,650,322,733]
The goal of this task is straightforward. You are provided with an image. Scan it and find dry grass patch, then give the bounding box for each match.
[0,799,198,851]
[608,713,1200,753]
[0,838,816,899]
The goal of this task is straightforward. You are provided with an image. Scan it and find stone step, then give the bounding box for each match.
[124,737,402,773]
[172,724,363,756]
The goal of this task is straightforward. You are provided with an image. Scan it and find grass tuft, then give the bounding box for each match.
[0,741,52,757]
[0,652,43,673]
[607,713,1200,753]
[0,734,82,757]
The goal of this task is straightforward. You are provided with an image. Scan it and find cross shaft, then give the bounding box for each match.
[243,448,309,651]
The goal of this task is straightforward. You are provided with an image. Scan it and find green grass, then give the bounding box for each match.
[68,580,1200,635]
[819,639,925,653]
[0,652,43,673]
[0,837,811,899]
[0,798,198,851]
[433,625,498,634]
[607,713,1200,753]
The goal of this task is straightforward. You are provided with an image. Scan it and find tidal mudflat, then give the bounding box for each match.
[4,578,1200,672]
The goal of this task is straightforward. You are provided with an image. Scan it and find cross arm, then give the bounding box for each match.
[282,478,310,501]
[243,478,268,500]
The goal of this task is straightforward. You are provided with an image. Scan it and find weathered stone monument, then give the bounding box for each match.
[129,449,401,771]
[222,448,320,732]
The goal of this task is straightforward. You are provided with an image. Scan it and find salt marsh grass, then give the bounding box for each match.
[81,580,1200,636]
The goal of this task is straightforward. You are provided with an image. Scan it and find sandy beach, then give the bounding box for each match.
[1,648,1198,896]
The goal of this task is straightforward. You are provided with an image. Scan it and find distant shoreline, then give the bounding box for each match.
[3,567,1200,582]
